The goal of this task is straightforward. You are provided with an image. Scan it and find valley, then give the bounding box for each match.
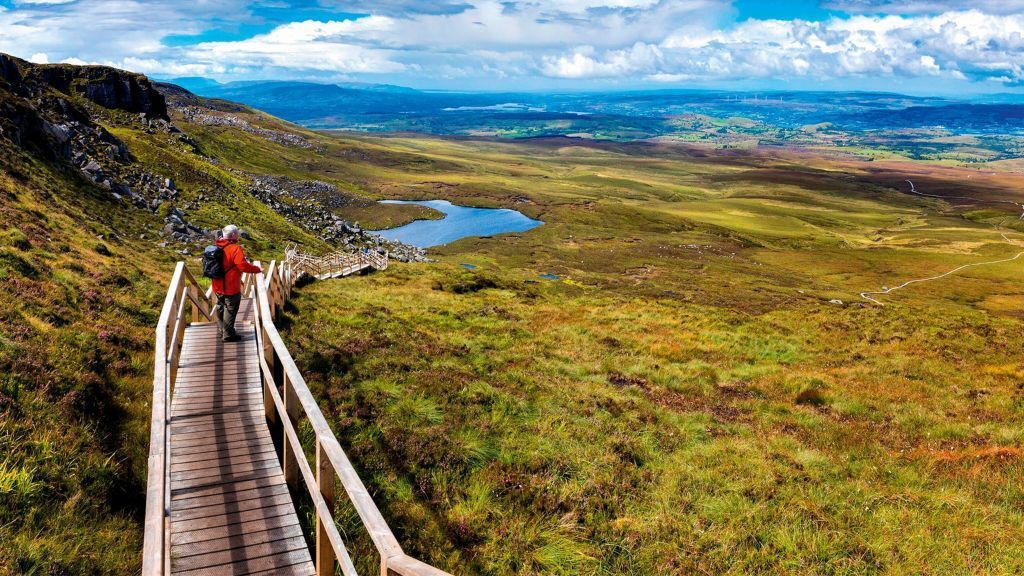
[1,54,1022,575]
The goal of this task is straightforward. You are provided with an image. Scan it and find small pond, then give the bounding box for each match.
[376,199,543,248]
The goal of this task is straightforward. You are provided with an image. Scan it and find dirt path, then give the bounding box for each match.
[859,180,1024,306]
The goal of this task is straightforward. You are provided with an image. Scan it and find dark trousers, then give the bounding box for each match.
[215,293,242,339]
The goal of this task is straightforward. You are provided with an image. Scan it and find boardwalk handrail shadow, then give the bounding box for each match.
[144,251,451,576]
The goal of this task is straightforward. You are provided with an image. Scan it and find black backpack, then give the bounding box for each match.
[202,245,225,279]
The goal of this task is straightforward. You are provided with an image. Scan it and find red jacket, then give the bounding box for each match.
[212,238,262,296]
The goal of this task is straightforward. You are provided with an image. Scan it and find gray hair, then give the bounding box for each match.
[222,224,240,239]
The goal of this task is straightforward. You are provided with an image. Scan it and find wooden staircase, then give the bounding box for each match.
[285,247,389,280]
[143,250,449,576]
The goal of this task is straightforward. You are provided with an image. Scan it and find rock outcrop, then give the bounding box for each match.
[246,174,428,262]
[0,52,425,259]
[171,104,316,149]
[0,54,23,90]
[29,63,168,120]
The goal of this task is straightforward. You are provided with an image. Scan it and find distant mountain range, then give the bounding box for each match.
[156,77,1024,160]
[161,77,1024,131]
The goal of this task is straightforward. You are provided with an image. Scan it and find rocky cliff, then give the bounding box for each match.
[0,53,167,119]
[0,53,426,260]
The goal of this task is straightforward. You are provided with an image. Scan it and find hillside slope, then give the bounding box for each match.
[0,54,429,573]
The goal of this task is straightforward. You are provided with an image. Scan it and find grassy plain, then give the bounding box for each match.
[279,135,1024,575]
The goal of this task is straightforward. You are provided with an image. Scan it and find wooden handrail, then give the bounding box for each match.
[285,246,389,280]
[254,260,448,576]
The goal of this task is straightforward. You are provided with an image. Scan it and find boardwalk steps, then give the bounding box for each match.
[144,250,451,576]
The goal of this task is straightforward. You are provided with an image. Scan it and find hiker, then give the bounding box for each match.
[207,225,262,342]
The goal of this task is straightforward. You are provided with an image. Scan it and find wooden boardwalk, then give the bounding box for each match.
[145,252,450,576]
[167,299,314,575]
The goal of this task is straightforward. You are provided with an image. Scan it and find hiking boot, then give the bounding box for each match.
[222,334,241,343]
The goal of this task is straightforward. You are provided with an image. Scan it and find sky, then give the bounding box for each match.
[1,0,1024,93]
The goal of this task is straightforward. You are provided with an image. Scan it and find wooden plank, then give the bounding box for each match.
[172,448,279,475]
[170,492,295,523]
[170,409,266,425]
[173,441,275,464]
[178,355,257,364]
[172,427,273,448]
[172,482,290,512]
[177,362,261,372]
[171,407,266,420]
[175,549,314,576]
[170,510,298,546]
[170,455,281,483]
[171,395,264,409]
[173,428,273,449]
[171,423,272,445]
[171,498,301,533]
[173,380,263,391]
[171,468,284,501]
[170,458,282,488]
[172,385,263,397]
[170,374,262,386]
[171,390,264,403]
[171,390,262,403]
[173,535,310,573]
[173,434,274,457]
[172,467,284,494]
[171,472,283,501]
[171,523,305,560]
[180,341,255,350]
[171,450,278,475]
[173,439,275,461]
[171,398,263,412]
[171,414,271,431]
[172,395,263,407]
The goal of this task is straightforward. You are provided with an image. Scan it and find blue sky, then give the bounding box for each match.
[1,0,1024,93]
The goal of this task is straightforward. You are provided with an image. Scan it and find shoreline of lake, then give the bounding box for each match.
[376,199,543,248]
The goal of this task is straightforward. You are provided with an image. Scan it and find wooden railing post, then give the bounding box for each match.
[262,324,277,427]
[316,441,336,575]
[282,371,300,489]
[189,285,199,324]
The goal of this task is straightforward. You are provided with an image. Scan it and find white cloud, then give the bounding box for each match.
[0,1,1023,88]
[824,1,1024,15]
[186,17,405,74]
[542,10,1024,83]
[541,43,661,78]
[0,0,253,67]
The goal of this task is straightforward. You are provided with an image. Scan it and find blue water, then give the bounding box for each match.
[539,273,560,280]
[377,200,543,248]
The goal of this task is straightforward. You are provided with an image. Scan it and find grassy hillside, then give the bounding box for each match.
[278,136,1024,574]
[2,53,1023,575]
[0,58,406,573]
